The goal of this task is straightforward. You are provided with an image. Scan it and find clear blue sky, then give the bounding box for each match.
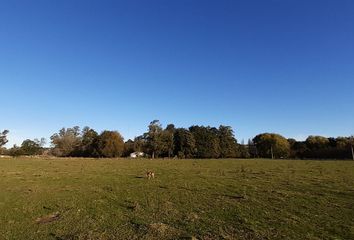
[1,0,353,147]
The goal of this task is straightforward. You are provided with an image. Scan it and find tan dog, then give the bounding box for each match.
[146,171,155,179]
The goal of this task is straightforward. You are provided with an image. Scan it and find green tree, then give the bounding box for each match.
[98,131,124,158]
[164,124,175,158]
[288,140,308,159]
[134,136,146,153]
[306,136,329,149]
[247,139,257,158]
[253,133,290,158]
[238,144,250,158]
[218,125,238,158]
[174,128,196,158]
[287,138,297,158]
[332,136,354,159]
[0,130,9,147]
[81,127,100,157]
[50,126,81,157]
[21,138,45,155]
[123,139,135,157]
[189,126,220,158]
[8,144,23,157]
[146,120,163,158]
[304,136,331,158]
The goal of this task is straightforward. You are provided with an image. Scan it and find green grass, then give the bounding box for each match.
[0,158,353,240]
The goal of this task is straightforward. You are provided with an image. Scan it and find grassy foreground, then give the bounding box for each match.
[0,158,353,240]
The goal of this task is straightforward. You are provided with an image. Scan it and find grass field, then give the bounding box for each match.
[0,158,353,240]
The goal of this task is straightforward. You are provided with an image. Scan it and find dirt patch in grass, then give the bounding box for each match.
[148,222,185,238]
[35,212,60,224]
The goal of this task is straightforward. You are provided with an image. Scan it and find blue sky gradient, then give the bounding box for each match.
[1,0,354,146]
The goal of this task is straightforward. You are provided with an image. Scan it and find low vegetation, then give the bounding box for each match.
[1,158,353,239]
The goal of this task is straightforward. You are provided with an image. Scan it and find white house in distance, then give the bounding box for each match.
[130,152,145,158]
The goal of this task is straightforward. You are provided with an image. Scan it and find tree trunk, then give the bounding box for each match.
[152,151,155,159]
[271,146,274,159]
[351,145,354,161]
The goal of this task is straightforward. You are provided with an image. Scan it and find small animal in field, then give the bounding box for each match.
[146,171,155,179]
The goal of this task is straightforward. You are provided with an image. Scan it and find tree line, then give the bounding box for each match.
[1,121,353,159]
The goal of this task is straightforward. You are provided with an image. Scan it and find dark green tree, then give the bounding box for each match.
[247,139,257,158]
[189,126,220,158]
[81,127,100,157]
[164,124,175,158]
[304,136,331,159]
[20,138,45,155]
[289,140,308,159]
[174,128,196,158]
[123,139,135,157]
